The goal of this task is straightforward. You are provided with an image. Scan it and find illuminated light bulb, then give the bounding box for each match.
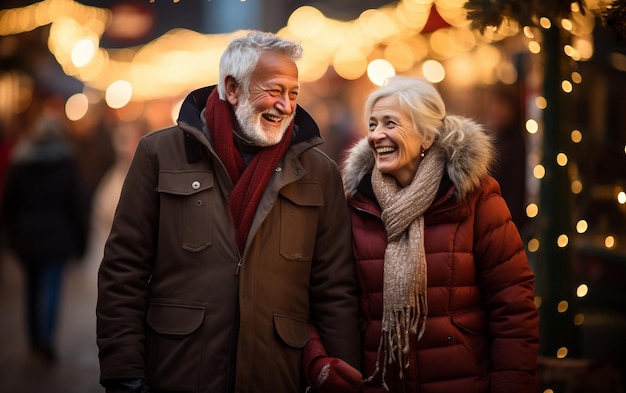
[557,300,569,313]
[576,220,588,233]
[571,129,582,143]
[576,284,588,297]
[535,96,547,109]
[605,236,615,248]
[571,72,582,83]
[556,153,568,166]
[367,59,396,87]
[617,191,626,204]
[523,26,534,38]
[526,203,539,218]
[561,19,573,31]
[562,80,573,93]
[527,238,540,252]
[557,347,568,358]
[105,80,133,109]
[539,17,551,29]
[571,180,583,194]
[526,119,539,134]
[533,165,545,179]
[573,314,584,326]
[557,234,569,248]
[65,93,89,121]
[71,38,96,67]
[422,60,445,83]
[528,41,541,54]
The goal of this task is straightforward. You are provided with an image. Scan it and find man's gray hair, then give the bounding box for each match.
[217,31,303,100]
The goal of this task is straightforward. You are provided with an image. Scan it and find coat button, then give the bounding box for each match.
[192,181,200,189]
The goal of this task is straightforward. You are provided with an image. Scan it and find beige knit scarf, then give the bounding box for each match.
[368,146,445,387]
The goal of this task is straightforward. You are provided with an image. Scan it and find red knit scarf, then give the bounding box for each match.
[204,89,293,254]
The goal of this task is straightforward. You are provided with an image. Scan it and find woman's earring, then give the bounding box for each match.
[420,148,426,158]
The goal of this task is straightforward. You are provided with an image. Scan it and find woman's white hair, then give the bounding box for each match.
[364,76,449,144]
[217,31,303,100]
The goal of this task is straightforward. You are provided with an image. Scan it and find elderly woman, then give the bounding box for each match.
[339,76,539,393]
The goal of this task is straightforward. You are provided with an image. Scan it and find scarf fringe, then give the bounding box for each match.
[366,293,428,389]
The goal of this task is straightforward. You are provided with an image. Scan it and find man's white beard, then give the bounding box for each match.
[235,96,294,147]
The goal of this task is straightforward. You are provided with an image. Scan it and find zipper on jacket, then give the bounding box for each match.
[235,257,243,275]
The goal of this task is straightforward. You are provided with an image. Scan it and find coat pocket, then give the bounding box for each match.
[273,310,309,348]
[278,182,322,261]
[145,300,206,392]
[158,170,214,252]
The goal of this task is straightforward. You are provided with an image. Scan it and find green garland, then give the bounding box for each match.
[465,0,626,42]
[464,0,585,31]
[603,0,626,42]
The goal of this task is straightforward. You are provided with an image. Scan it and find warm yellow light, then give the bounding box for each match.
[528,41,541,54]
[533,165,545,179]
[526,119,539,134]
[562,80,573,93]
[287,6,325,39]
[527,238,540,252]
[605,236,615,248]
[576,284,588,297]
[571,71,582,83]
[571,129,582,143]
[65,93,89,121]
[617,191,626,205]
[556,152,568,166]
[523,26,534,39]
[535,96,547,109]
[539,17,552,29]
[384,41,415,72]
[105,80,133,109]
[535,296,542,308]
[333,48,367,80]
[557,347,568,359]
[71,38,96,67]
[573,313,584,326]
[557,300,569,313]
[571,180,583,194]
[561,19,573,31]
[367,59,396,87]
[576,220,588,233]
[526,203,539,218]
[564,45,576,57]
[557,234,569,247]
[422,60,445,83]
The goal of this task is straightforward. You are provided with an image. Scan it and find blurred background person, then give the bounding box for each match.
[1,93,89,364]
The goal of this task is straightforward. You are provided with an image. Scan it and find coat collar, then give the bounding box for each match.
[177,86,322,163]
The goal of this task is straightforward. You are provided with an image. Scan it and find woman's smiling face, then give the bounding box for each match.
[367,94,430,187]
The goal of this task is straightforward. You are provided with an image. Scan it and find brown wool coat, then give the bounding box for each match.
[97,86,361,393]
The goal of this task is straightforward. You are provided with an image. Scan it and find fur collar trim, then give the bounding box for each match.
[342,118,495,200]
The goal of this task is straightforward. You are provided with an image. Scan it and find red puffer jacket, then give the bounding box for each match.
[342,136,539,393]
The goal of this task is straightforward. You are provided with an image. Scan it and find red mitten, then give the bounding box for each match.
[309,356,363,393]
[303,323,363,393]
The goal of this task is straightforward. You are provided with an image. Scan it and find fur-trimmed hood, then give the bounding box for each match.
[342,117,496,200]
